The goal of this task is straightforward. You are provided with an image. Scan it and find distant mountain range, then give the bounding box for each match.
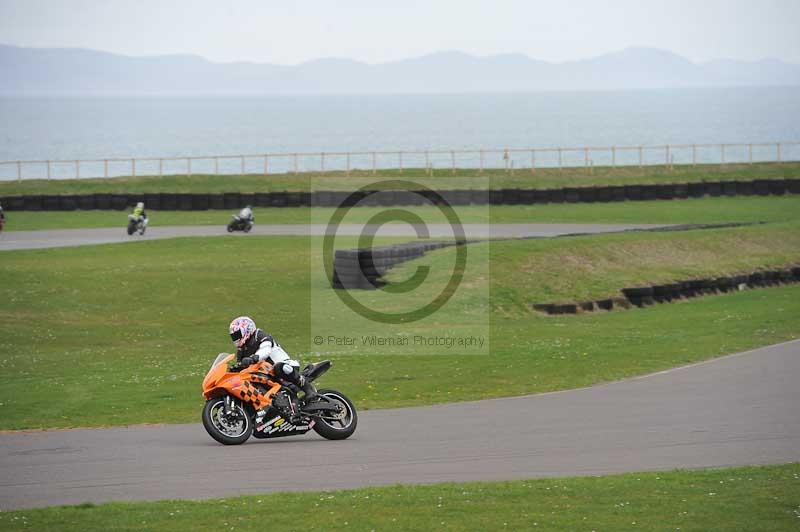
[1,44,799,95]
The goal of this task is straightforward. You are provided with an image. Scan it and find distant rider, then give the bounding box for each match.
[236,205,254,225]
[228,316,315,422]
[132,201,148,228]
[0,202,5,232]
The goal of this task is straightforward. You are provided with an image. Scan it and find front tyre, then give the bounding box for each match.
[202,396,253,445]
[311,389,357,440]
[127,220,136,235]
[227,222,235,233]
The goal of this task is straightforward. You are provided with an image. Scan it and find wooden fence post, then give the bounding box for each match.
[104,159,108,178]
[264,155,269,175]
[75,160,80,179]
[188,158,192,178]
[530,149,536,174]
[132,158,136,177]
[47,160,51,180]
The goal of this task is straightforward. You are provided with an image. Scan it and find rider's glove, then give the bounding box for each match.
[240,356,257,367]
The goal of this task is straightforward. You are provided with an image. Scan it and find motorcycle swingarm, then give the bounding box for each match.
[302,400,339,414]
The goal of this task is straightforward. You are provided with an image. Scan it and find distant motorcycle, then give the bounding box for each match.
[127,215,146,236]
[227,215,253,233]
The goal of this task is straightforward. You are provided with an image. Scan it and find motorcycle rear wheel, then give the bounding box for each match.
[202,396,253,445]
[310,389,357,440]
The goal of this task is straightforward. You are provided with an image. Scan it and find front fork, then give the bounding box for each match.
[224,395,236,416]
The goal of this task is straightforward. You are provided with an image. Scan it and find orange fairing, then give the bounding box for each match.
[202,355,281,410]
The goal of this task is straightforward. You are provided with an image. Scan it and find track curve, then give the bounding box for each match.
[1,340,798,510]
[0,223,671,251]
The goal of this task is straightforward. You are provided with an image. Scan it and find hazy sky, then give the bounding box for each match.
[1,0,799,65]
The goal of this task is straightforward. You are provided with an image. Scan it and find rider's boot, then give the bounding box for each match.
[298,375,317,401]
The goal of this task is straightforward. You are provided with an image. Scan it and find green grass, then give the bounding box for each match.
[1,222,799,430]
[483,220,800,304]
[0,161,797,195]
[4,195,800,231]
[1,464,798,531]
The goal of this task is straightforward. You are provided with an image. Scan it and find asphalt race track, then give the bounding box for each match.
[0,223,669,251]
[1,340,798,510]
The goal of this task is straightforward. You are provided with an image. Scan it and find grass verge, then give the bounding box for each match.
[1,464,798,531]
[481,220,800,304]
[0,162,797,195]
[1,222,799,430]
[3,195,800,231]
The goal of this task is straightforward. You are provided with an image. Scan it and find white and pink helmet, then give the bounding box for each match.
[229,316,256,348]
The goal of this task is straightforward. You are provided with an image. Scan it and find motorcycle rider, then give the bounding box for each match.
[235,205,254,227]
[0,202,5,232]
[131,201,148,228]
[228,316,315,422]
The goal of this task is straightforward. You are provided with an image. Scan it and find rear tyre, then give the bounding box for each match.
[310,389,357,440]
[202,396,253,445]
[126,220,136,235]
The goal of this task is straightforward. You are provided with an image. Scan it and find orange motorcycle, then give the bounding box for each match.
[201,354,357,445]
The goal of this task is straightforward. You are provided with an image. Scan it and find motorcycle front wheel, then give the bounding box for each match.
[202,396,253,445]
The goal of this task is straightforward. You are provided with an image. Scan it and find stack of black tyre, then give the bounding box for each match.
[332,241,456,290]
[534,266,800,314]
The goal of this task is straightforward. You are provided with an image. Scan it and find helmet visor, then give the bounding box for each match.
[230,329,243,343]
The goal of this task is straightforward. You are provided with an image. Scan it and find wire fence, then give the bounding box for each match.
[1,141,799,181]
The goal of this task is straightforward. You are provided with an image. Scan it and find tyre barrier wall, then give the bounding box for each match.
[2,178,799,211]
[332,241,464,290]
[532,266,800,315]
